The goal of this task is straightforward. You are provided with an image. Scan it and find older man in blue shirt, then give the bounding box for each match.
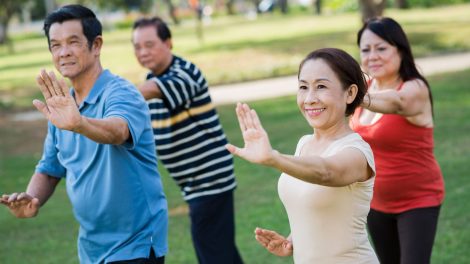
[0,5,168,264]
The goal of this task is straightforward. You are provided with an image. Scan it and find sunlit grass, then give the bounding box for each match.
[1,68,469,263]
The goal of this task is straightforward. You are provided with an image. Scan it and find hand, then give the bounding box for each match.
[225,103,275,165]
[254,227,293,257]
[33,69,82,131]
[1,192,40,218]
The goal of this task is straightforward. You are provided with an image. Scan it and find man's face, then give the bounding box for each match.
[48,20,100,79]
[132,25,172,75]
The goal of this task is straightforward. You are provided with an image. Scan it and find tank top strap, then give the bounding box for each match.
[396,81,405,91]
[369,78,405,91]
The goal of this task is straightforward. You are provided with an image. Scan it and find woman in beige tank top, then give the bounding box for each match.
[226,48,378,263]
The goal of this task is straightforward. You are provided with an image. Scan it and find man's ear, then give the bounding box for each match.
[92,36,103,56]
[346,84,358,104]
[165,38,173,50]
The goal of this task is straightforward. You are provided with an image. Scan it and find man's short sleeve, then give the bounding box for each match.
[35,122,66,178]
[103,82,150,150]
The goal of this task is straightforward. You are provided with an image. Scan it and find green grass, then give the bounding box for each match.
[1,4,470,109]
[1,68,469,263]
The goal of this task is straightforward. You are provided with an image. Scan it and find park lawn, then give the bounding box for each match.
[1,4,470,109]
[1,68,469,263]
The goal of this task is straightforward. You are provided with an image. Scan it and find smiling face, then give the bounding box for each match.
[132,25,173,75]
[49,20,100,80]
[359,29,402,81]
[297,59,356,130]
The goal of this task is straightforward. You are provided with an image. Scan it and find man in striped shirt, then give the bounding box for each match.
[132,17,243,264]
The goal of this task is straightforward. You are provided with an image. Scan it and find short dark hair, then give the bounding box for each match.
[357,17,433,114]
[43,4,102,50]
[133,17,172,41]
[299,48,367,117]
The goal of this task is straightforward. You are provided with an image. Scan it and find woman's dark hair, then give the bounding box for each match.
[133,17,172,41]
[357,17,434,114]
[299,48,367,117]
[43,4,102,51]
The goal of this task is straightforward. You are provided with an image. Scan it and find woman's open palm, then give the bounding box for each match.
[254,227,293,257]
[226,103,274,165]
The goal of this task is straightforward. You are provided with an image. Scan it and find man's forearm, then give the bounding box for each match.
[138,79,163,100]
[26,173,61,206]
[73,116,130,145]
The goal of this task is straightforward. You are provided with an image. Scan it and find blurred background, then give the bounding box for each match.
[2,0,470,109]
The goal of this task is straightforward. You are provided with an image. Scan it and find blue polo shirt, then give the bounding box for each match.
[35,70,168,263]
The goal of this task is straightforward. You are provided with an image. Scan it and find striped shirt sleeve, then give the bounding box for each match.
[150,59,208,110]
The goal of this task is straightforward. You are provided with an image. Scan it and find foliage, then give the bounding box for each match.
[406,0,470,7]
[2,4,470,110]
[0,0,31,43]
[323,0,470,10]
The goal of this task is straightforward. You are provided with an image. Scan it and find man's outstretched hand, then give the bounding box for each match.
[1,192,40,218]
[33,69,82,131]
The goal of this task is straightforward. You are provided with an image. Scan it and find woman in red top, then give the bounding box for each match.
[351,17,445,264]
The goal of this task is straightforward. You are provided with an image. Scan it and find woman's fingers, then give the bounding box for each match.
[235,103,247,132]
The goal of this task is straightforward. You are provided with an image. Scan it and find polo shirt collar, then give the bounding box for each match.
[72,69,112,109]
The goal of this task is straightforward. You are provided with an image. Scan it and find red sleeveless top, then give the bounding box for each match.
[350,83,445,213]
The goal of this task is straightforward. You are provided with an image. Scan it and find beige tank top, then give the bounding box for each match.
[278,133,378,264]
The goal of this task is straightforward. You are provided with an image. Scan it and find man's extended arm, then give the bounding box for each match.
[33,70,130,145]
[1,173,60,218]
[138,79,163,100]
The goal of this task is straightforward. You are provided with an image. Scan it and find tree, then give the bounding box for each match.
[226,0,236,15]
[0,0,30,45]
[395,0,408,9]
[279,0,288,14]
[162,0,179,25]
[313,0,322,15]
[358,0,386,23]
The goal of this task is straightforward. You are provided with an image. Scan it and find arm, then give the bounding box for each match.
[141,67,206,110]
[72,116,129,145]
[138,79,163,100]
[268,147,371,187]
[226,103,371,187]
[363,79,430,116]
[1,173,60,218]
[33,70,130,145]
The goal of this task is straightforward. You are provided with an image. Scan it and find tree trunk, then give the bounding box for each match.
[314,0,322,15]
[163,0,180,25]
[0,7,11,45]
[253,0,261,13]
[279,0,288,14]
[0,22,7,45]
[395,0,408,9]
[226,0,235,15]
[358,0,386,23]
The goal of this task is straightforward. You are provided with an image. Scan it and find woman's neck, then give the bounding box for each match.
[313,120,353,143]
[373,75,402,91]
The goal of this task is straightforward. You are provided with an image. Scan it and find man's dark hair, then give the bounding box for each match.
[299,48,368,117]
[43,4,102,50]
[133,17,172,41]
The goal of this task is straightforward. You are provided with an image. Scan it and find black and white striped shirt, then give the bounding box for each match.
[147,55,236,201]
